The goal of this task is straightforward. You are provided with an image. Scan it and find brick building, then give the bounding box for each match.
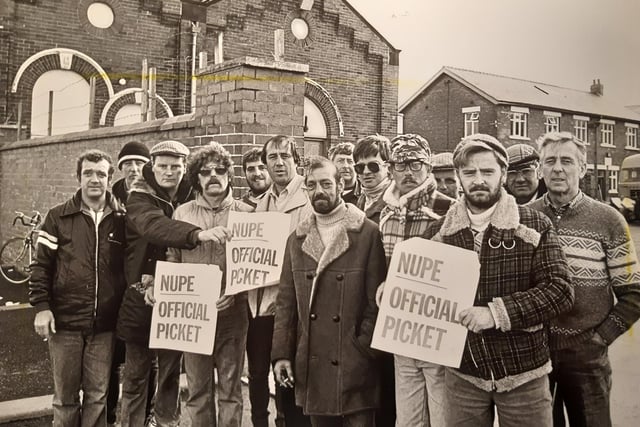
[0,0,399,155]
[399,66,640,200]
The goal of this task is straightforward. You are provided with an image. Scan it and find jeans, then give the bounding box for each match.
[549,336,612,427]
[444,369,552,427]
[48,330,115,427]
[184,302,248,426]
[246,313,274,427]
[310,410,375,427]
[154,349,182,426]
[119,342,160,427]
[394,354,445,427]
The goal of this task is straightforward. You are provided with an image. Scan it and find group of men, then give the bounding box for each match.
[29,130,640,427]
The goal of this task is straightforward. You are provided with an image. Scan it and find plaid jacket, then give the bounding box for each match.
[423,191,574,383]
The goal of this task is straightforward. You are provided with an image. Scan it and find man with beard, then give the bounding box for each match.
[328,142,360,204]
[432,152,460,199]
[248,135,312,427]
[505,144,546,205]
[378,133,454,427]
[241,147,272,209]
[422,134,574,427]
[159,143,253,426]
[30,150,126,426]
[354,135,392,225]
[530,132,640,427]
[272,156,386,426]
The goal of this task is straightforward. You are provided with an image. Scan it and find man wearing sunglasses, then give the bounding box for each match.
[505,144,546,205]
[353,134,392,225]
[423,134,573,427]
[161,142,253,426]
[378,133,455,427]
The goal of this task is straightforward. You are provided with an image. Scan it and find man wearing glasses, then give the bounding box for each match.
[353,135,393,225]
[162,142,253,426]
[379,133,454,427]
[505,144,546,205]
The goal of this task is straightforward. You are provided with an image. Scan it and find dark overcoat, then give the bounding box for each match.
[272,205,387,416]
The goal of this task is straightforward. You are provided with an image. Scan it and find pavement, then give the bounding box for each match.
[3,224,640,426]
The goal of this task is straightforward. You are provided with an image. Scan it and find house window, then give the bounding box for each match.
[545,116,560,133]
[609,169,618,193]
[574,117,588,143]
[626,125,638,149]
[464,112,479,136]
[510,112,528,138]
[601,122,614,146]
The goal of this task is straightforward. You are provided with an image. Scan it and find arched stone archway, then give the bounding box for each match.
[11,48,114,134]
[100,88,174,126]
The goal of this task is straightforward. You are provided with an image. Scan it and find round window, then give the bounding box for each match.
[87,2,115,29]
[291,18,309,40]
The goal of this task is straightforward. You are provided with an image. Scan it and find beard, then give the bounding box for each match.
[312,194,340,214]
[465,184,501,210]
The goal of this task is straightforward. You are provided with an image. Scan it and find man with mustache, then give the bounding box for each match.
[328,142,360,205]
[161,142,253,426]
[30,150,126,426]
[272,156,386,426]
[378,133,454,427]
[248,135,312,427]
[423,134,574,427]
[530,132,640,427]
[505,144,546,205]
[241,147,272,209]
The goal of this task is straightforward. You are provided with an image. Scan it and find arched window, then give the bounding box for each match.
[30,70,90,137]
[303,96,328,156]
[114,104,142,126]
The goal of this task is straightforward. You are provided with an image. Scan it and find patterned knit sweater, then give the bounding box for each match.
[530,193,640,349]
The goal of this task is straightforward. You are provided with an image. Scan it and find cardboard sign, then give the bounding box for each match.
[149,261,221,355]
[225,211,292,295]
[372,237,480,367]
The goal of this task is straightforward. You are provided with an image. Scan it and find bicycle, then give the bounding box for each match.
[0,211,42,285]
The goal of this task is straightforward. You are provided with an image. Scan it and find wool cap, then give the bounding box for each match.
[150,140,190,158]
[506,144,539,170]
[389,134,432,164]
[117,141,150,170]
[432,152,455,171]
[453,133,508,169]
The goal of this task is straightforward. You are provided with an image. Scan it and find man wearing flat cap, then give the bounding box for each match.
[505,143,546,205]
[432,152,460,199]
[422,133,574,427]
[378,133,454,427]
[117,140,226,426]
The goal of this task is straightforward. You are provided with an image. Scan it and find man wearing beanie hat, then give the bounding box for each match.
[505,143,546,205]
[117,140,226,426]
[432,152,460,199]
[422,133,573,427]
[378,133,454,427]
[112,141,151,205]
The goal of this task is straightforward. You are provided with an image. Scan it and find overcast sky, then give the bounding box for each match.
[348,0,640,107]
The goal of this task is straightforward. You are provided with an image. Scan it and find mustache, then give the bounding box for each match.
[402,177,417,184]
[469,184,491,192]
[312,194,331,203]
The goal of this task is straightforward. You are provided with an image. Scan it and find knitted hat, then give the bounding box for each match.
[432,152,454,171]
[453,134,508,168]
[506,144,539,170]
[117,141,150,170]
[150,140,190,158]
[389,134,432,164]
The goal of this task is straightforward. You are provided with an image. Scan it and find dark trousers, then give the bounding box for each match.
[375,352,396,426]
[549,337,612,427]
[310,409,375,427]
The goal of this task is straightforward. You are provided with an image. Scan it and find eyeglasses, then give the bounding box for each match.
[198,167,228,177]
[354,161,382,174]
[390,161,426,172]
[507,167,536,179]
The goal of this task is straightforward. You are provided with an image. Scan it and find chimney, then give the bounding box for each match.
[590,79,604,96]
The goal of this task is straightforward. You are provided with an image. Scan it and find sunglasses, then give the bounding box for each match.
[198,167,228,177]
[354,161,383,174]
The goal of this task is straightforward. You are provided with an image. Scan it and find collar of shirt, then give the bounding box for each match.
[543,190,584,218]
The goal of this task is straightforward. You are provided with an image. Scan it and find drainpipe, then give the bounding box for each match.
[190,22,199,113]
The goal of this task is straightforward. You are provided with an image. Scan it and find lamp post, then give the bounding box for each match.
[604,152,612,202]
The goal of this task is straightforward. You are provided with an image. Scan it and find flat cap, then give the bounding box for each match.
[432,152,454,171]
[506,144,539,170]
[149,140,190,158]
[453,134,508,168]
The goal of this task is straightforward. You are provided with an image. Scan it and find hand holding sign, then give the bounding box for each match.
[459,307,495,333]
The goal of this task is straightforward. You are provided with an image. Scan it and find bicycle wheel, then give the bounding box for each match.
[0,237,31,285]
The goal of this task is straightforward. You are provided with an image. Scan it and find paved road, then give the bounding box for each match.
[2,224,640,426]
